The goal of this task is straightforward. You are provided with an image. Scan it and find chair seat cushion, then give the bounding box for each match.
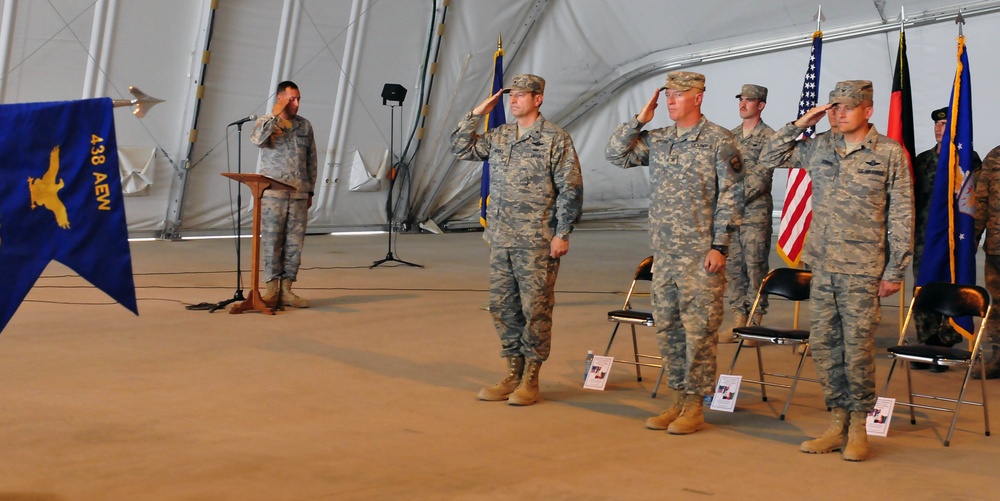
[608,309,654,326]
[733,325,809,342]
[887,344,973,364]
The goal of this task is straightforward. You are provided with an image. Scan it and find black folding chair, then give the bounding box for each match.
[881,282,992,446]
[604,256,664,397]
[724,268,819,420]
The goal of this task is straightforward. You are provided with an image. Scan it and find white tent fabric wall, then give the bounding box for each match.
[2,0,999,237]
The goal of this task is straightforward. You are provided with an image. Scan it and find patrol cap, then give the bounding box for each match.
[660,71,706,92]
[506,74,545,94]
[931,107,948,122]
[735,84,768,102]
[828,80,874,106]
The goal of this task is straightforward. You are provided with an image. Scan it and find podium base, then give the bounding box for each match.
[229,288,276,315]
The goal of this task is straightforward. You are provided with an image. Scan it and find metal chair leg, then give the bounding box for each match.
[727,340,743,374]
[905,362,916,425]
[945,363,978,447]
[978,352,992,438]
[630,325,642,382]
[755,343,768,402]
[603,323,621,356]
[652,362,666,398]
[780,344,809,420]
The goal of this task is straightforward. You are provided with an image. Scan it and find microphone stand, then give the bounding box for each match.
[210,120,249,311]
[371,100,422,268]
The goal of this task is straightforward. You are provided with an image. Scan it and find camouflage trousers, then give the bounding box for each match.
[726,222,772,315]
[912,242,961,346]
[983,254,1000,349]
[810,269,880,412]
[489,246,560,361]
[261,195,308,283]
[652,255,724,396]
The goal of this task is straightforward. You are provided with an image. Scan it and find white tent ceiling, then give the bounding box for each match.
[3,0,999,237]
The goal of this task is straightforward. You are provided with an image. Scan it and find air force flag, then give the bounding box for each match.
[0,97,138,332]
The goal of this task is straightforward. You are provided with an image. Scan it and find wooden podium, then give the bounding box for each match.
[221,172,296,315]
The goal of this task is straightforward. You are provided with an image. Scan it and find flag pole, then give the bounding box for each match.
[898,6,907,338]
[794,5,824,333]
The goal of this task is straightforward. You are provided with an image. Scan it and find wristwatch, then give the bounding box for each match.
[711,245,729,256]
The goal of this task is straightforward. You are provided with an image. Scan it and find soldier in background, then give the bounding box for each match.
[759,80,913,461]
[250,81,318,308]
[912,107,982,369]
[451,74,584,406]
[606,71,742,435]
[974,145,1000,379]
[720,84,775,342]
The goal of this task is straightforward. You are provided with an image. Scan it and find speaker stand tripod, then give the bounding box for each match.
[371,95,421,269]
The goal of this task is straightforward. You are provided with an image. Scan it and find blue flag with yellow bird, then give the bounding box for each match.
[917,36,975,338]
[0,97,137,332]
[480,35,506,227]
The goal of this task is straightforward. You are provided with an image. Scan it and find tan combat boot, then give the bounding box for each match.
[280,278,309,308]
[508,359,542,406]
[800,408,849,453]
[477,356,524,401]
[645,388,686,430]
[667,393,705,435]
[261,279,279,307]
[843,411,870,461]
[718,312,748,344]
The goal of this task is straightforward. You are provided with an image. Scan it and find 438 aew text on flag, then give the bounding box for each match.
[0,98,138,333]
[777,30,822,267]
[480,35,506,227]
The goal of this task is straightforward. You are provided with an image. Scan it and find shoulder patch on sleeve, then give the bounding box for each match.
[730,155,742,173]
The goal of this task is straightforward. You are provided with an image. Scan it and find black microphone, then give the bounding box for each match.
[228,114,257,126]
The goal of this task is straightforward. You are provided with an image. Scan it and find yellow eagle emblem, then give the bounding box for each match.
[28,145,71,229]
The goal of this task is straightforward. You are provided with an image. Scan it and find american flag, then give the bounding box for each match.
[777,31,822,267]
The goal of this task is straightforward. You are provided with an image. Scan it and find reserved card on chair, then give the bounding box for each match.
[710,374,742,412]
[866,397,895,437]
[584,356,614,390]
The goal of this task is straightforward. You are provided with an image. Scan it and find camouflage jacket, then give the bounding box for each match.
[975,146,1000,255]
[605,115,742,258]
[731,120,775,225]
[915,145,981,248]
[760,123,913,281]
[250,114,318,200]
[451,111,584,248]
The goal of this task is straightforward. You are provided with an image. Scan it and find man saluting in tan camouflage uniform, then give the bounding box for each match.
[606,71,743,435]
[251,81,318,308]
[451,74,584,406]
[760,80,913,461]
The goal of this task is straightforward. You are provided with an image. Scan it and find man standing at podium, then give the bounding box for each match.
[251,80,318,308]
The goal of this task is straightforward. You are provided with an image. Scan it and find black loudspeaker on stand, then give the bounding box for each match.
[371,83,422,269]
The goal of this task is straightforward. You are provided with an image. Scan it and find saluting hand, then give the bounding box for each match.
[272,95,290,116]
[794,103,833,129]
[473,89,505,116]
[636,88,660,124]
